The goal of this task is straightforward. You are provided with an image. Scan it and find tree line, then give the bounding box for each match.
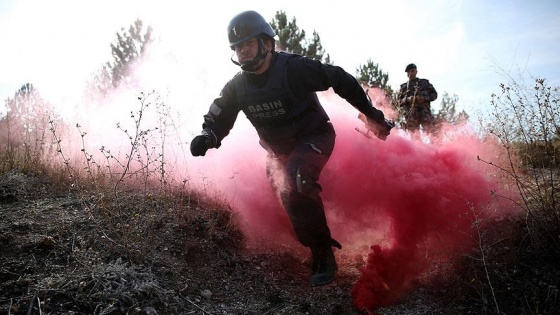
[1,12,466,138]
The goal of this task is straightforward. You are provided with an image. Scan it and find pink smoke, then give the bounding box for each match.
[53,71,517,311]
[325,90,516,310]
[212,89,518,311]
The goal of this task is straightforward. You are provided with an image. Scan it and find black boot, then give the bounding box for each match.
[309,246,338,286]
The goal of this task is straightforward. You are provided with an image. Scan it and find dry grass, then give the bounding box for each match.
[466,77,560,314]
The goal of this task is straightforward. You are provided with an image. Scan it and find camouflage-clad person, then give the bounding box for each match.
[397,63,438,134]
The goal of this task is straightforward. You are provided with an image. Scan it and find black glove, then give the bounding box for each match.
[190,135,212,156]
[368,107,386,124]
[375,118,395,140]
[362,114,394,141]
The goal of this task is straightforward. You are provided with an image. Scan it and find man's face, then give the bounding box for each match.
[233,37,259,64]
[233,37,272,73]
[407,68,417,80]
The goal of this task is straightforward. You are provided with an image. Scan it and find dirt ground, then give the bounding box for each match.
[0,171,555,315]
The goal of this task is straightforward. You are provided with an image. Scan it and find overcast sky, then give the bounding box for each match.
[0,0,559,116]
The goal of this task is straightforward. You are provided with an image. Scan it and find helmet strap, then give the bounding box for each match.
[230,38,269,72]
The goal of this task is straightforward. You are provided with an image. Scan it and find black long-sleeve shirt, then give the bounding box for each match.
[202,52,383,146]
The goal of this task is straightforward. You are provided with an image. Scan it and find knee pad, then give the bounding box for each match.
[295,166,320,194]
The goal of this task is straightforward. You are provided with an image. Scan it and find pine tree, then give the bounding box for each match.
[270,11,330,62]
[0,84,54,161]
[356,59,392,94]
[434,92,469,125]
[89,19,154,97]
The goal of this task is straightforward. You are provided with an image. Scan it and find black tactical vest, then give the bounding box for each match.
[233,52,329,145]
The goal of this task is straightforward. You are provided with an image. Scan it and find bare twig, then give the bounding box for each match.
[36,296,42,315]
[26,293,36,315]
[471,206,500,314]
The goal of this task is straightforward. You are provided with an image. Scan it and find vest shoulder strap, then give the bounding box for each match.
[270,52,291,89]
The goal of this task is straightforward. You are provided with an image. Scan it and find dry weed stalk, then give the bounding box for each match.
[473,77,560,313]
[48,91,191,255]
[484,78,559,254]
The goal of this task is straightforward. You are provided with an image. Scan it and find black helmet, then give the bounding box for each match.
[227,11,275,48]
[405,63,417,72]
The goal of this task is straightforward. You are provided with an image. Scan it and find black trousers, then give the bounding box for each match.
[264,121,336,248]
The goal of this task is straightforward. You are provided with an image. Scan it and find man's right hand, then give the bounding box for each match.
[190,135,212,156]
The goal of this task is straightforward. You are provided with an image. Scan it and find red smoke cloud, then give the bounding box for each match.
[325,91,516,311]
[52,80,517,312]
[325,127,497,309]
[211,89,517,312]
[54,81,515,312]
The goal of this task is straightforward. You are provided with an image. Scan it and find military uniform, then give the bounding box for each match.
[397,76,438,133]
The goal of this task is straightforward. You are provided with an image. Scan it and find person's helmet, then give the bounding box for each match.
[405,63,417,72]
[227,11,275,48]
